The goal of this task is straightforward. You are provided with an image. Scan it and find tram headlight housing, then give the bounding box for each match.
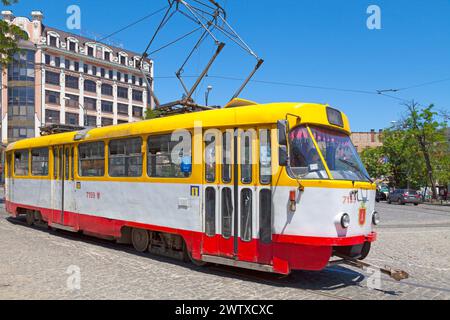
[340,213,350,228]
[372,211,380,225]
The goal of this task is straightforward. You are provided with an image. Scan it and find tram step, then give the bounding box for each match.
[51,223,77,232]
[202,255,274,273]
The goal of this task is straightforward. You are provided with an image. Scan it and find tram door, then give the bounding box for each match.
[6,152,13,202]
[202,128,272,263]
[50,146,63,224]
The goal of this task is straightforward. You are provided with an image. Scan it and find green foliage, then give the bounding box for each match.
[361,103,449,192]
[144,108,162,120]
[0,0,29,67]
[359,147,392,181]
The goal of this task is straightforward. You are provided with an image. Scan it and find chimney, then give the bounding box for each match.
[1,10,14,22]
[31,11,43,22]
[370,129,375,143]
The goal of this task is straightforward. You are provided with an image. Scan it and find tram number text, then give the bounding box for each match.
[86,192,101,200]
[342,196,357,204]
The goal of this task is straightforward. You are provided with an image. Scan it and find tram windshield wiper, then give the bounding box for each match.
[338,158,373,183]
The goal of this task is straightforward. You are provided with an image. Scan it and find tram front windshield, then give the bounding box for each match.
[289,125,370,182]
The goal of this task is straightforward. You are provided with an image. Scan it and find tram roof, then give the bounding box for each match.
[6,101,351,151]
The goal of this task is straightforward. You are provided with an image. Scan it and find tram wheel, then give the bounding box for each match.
[26,211,35,226]
[358,242,371,260]
[131,228,150,252]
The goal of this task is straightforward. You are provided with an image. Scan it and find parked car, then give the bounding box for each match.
[388,189,421,205]
[376,189,387,202]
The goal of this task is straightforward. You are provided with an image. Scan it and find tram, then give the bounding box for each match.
[5,99,379,275]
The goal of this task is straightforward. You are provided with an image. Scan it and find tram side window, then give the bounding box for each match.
[31,148,49,176]
[14,150,29,176]
[205,133,216,183]
[240,131,253,184]
[148,133,192,178]
[109,137,143,177]
[78,142,105,177]
[259,129,272,184]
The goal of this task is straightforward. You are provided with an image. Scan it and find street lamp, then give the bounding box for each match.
[205,85,213,106]
[64,96,87,127]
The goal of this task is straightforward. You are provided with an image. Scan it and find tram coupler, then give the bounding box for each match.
[330,253,409,281]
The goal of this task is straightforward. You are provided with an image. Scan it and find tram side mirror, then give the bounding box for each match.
[279,145,288,167]
[277,120,288,146]
[277,120,289,167]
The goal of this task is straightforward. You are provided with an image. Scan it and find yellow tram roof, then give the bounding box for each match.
[6,101,351,151]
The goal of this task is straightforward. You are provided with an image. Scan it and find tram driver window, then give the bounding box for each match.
[78,142,105,177]
[148,133,192,178]
[31,148,49,176]
[109,137,143,177]
[14,150,29,176]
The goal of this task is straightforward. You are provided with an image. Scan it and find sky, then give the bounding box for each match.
[2,0,450,131]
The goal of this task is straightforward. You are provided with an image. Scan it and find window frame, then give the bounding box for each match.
[14,149,29,176]
[78,141,105,177]
[31,147,49,177]
[108,137,143,178]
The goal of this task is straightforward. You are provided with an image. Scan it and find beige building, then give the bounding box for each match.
[351,129,383,152]
[0,10,154,144]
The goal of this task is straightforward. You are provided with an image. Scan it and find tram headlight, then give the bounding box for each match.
[372,211,380,225]
[341,213,350,228]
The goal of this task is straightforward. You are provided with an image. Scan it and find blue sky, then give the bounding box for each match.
[3,0,450,131]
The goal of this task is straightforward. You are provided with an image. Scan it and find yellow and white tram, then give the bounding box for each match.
[5,99,378,275]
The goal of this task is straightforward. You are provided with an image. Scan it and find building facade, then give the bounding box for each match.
[1,10,154,144]
[351,129,383,153]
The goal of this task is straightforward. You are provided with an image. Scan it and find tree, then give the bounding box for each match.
[144,108,162,120]
[379,128,426,189]
[360,147,391,180]
[0,0,29,66]
[402,101,448,199]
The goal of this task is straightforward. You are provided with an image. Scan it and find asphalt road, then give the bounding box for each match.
[0,201,449,300]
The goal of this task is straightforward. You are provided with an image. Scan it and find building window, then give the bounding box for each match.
[74,61,79,71]
[87,46,94,57]
[78,142,105,177]
[66,112,79,125]
[104,51,111,61]
[124,74,129,83]
[84,97,97,111]
[55,57,60,67]
[132,89,143,102]
[118,103,128,115]
[65,75,79,89]
[83,64,88,73]
[49,36,57,47]
[31,148,49,176]
[120,55,126,65]
[109,137,143,177]
[101,100,113,113]
[65,59,71,69]
[117,120,128,124]
[139,78,143,86]
[117,72,121,81]
[132,75,136,84]
[86,116,97,127]
[45,54,51,65]
[117,86,128,99]
[46,71,60,86]
[65,94,79,108]
[92,66,97,76]
[101,118,113,127]
[84,80,96,93]
[101,68,105,77]
[109,70,113,79]
[45,110,60,124]
[101,84,113,96]
[69,41,76,52]
[132,106,143,118]
[14,150,29,176]
[45,90,60,105]
[147,133,192,178]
